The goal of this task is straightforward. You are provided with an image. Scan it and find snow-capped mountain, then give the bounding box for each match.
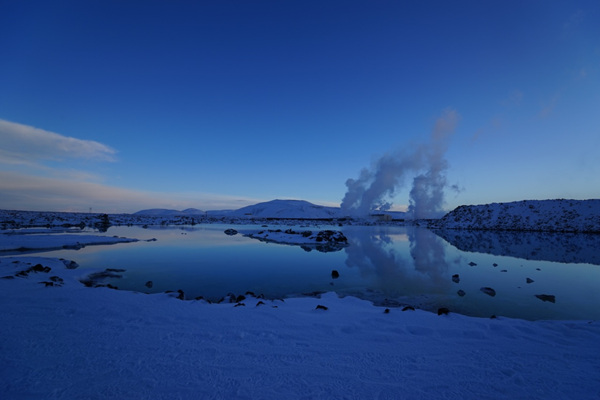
[226,199,342,219]
[432,199,600,233]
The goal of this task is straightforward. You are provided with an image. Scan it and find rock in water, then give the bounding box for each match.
[452,274,460,283]
[331,270,340,279]
[224,229,238,236]
[535,294,556,303]
[480,287,496,297]
[457,289,466,297]
[145,280,153,288]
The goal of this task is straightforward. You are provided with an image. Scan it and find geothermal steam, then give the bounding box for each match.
[340,109,460,219]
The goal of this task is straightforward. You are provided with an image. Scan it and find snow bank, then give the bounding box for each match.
[240,228,348,252]
[432,199,600,232]
[0,232,138,252]
[1,256,599,399]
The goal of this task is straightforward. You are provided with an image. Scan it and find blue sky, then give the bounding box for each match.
[1,0,599,213]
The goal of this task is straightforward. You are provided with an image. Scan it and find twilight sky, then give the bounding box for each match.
[1,0,599,213]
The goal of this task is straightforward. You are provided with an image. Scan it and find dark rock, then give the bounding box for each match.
[315,304,328,311]
[383,308,390,314]
[378,299,402,308]
[535,294,556,303]
[145,280,153,288]
[245,291,256,297]
[457,289,466,297]
[236,295,246,303]
[256,301,265,307]
[493,263,498,267]
[303,291,325,298]
[500,269,507,272]
[63,260,79,269]
[49,276,63,283]
[526,278,534,284]
[177,289,185,300]
[224,229,238,236]
[331,270,340,279]
[480,287,496,297]
[225,293,237,303]
[1,276,15,280]
[106,268,126,272]
[31,264,48,273]
[234,302,245,307]
[437,307,450,315]
[402,306,415,311]
[490,315,498,319]
[468,262,477,266]
[452,274,460,283]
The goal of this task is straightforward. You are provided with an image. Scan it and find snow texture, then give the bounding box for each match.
[241,228,349,252]
[0,232,138,252]
[1,256,599,399]
[433,199,600,233]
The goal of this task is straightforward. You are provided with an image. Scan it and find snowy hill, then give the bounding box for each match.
[432,199,600,233]
[227,199,342,219]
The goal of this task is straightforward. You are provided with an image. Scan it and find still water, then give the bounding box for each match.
[29,224,600,321]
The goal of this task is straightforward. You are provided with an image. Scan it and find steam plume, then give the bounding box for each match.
[340,109,460,218]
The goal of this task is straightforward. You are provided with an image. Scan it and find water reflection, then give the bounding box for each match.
[343,227,450,299]
[16,224,600,320]
[433,229,600,265]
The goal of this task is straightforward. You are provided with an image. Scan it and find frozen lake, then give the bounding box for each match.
[25,224,600,321]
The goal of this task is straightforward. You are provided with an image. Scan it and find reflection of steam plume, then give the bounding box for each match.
[341,109,460,218]
[343,227,449,298]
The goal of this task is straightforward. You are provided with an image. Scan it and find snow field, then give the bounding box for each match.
[1,257,599,399]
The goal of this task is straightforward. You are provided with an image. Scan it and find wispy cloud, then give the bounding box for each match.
[506,89,523,106]
[0,171,261,213]
[562,9,584,35]
[538,94,560,119]
[0,119,117,164]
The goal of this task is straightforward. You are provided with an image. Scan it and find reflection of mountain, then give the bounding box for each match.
[433,229,600,265]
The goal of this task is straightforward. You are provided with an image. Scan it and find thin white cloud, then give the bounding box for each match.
[0,119,117,164]
[0,171,262,213]
[538,94,560,119]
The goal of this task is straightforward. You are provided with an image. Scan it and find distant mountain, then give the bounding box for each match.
[227,199,342,219]
[432,199,600,232]
[133,208,205,216]
[133,199,408,220]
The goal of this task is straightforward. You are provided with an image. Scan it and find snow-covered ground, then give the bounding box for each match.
[432,199,600,232]
[0,232,138,253]
[2,202,600,398]
[238,228,349,252]
[1,256,599,399]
